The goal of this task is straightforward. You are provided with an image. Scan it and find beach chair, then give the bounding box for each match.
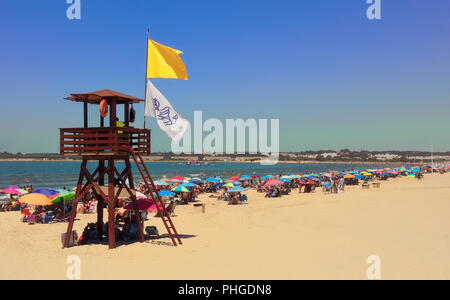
[166,201,177,217]
[27,214,36,225]
[155,201,176,217]
[61,230,78,247]
[43,212,54,224]
[145,226,159,238]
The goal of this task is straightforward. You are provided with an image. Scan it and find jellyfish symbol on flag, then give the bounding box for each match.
[153,98,178,126]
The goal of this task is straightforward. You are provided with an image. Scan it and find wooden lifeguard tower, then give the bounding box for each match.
[60,89,181,249]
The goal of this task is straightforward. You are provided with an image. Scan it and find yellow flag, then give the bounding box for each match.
[147,39,188,80]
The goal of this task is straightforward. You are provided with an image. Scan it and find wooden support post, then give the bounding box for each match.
[64,159,87,248]
[110,100,117,127]
[107,158,116,249]
[124,102,129,127]
[83,102,88,128]
[97,159,105,241]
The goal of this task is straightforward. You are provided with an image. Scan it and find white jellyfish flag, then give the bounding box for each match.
[144,79,190,143]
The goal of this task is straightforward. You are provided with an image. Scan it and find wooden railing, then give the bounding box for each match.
[60,127,151,156]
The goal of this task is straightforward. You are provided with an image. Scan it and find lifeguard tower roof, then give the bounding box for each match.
[64,89,144,104]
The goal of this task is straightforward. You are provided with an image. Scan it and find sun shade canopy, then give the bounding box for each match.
[64,89,144,104]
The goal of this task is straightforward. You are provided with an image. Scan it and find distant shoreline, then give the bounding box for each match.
[0,158,421,166]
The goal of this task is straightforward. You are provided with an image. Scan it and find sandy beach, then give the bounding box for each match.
[1,173,449,280]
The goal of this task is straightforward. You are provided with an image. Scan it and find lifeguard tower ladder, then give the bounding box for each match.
[60,89,181,249]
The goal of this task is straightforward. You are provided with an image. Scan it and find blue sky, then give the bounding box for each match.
[0,0,449,153]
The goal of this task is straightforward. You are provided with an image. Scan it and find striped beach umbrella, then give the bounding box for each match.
[171,186,191,193]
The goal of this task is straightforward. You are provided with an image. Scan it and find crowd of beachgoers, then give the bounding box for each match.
[1,164,448,246]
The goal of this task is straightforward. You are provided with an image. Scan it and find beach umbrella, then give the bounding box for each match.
[34,188,58,197]
[228,176,240,181]
[134,191,147,200]
[154,180,170,186]
[205,178,219,183]
[280,178,291,183]
[262,175,273,179]
[1,186,28,194]
[264,179,283,187]
[240,175,251,180]
[19,193,53,206]
[223,183,234,188]
[343,174,355,179]
[16,188,29,195]
[171,186,191,193]
[0,188,22,195]
[231,180,242,185]
[169,176,185,182]
[228,187,248,193]
[322,173,332,178]
[190,178,203,183]
[51,192,76,203]
[181,182,199,188]
[124,200,157,211]
[5,185,20,190]
[48,193,62,201]
[289,174,301,179]
[154,190,175,197]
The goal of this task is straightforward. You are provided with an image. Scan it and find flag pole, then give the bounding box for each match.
[144,28,149,129]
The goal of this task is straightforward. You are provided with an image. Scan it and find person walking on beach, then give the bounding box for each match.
[338,177,345,194]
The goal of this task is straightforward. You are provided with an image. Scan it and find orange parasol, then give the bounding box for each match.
[19,193,53,206]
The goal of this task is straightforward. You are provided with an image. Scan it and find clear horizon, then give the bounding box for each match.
[1,1,449,153]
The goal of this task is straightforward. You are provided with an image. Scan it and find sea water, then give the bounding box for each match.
[0,161,385,189]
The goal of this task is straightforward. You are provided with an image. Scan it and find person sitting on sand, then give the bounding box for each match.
[33,206,46,223]
[78,200,92,214]
[217,189,225,200]
[229,194,239,205]
[268,189,278,198]
[54,207,68,219]
[78,223,98,245]
[121,216,138,241]
[241,194,248,203]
